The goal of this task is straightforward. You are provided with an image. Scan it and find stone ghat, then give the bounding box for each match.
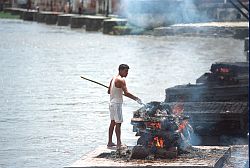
[154,22,249,39]
[66,145,231,168]
[2,8,249,38]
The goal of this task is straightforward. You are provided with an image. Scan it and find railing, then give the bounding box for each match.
[228,0,249,20]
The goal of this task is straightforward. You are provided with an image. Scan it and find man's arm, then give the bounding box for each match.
[121,79,138,101]
[107,79,113,94]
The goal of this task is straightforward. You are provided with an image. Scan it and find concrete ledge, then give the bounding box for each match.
[70,15,89,28]
[36,12,46,23]
[36,11,61,24]
[66,145,230,168]
[154,22,249,39]
[3,7,25,16]
[45,12,61,25]
[22,10,37,21]
[85,15,107,31]
[57,14,75,26]
[103,18,127,34]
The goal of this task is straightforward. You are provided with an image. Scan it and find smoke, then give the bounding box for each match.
[219,135,249,145]
[189,132,202,145]
[119,0,210,29]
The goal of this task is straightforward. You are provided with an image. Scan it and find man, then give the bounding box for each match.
[107,64,142,148]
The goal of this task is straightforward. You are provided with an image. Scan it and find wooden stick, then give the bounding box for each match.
[80,76,108,88]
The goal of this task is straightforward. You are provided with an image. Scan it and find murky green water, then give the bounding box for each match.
[0,19,246,168]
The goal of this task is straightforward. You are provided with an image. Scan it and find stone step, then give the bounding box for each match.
[66,145,231,168]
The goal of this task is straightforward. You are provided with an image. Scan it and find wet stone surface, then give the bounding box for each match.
[67,145,231,168]
[222,145,249,168]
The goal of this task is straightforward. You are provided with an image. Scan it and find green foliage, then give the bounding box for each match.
[113,25,130,30]
[112,26,132,35]
[0,11,20,19]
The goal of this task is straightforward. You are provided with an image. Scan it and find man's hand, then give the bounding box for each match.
[136,98,143,105]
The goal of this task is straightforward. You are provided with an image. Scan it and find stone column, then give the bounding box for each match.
[109,0,111,14]
[95,0,99,14]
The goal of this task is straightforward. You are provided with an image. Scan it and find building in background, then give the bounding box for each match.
[1,0,122,14]
[0,0,12,10]
[7,0,122,14]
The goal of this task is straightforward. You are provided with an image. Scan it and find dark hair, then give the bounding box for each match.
[118,64,129,71]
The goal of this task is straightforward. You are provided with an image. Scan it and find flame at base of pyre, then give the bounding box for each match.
[130,101,194,159]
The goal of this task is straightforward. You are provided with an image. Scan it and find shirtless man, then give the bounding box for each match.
[107,64,142,148]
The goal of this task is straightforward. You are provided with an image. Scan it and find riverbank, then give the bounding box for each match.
[1,7,249,39]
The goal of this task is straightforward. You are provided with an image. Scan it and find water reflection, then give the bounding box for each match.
[0,19,245,168]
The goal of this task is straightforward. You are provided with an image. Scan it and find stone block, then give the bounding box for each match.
[57,14,75,26]
[22,11,37,21]
[70,15,88,28]
[45,13,59,25]
[103,18,127,34]
[36,12,46,23]
[85,16,107,31]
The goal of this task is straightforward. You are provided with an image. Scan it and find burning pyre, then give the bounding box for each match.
[130,101,194,159]
[196,62,249,85]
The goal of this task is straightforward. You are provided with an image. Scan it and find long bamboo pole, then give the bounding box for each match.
[80,76,108,88]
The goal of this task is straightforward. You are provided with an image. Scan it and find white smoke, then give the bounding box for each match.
[119,0,209,28]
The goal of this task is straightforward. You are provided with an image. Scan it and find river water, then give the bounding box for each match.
[0,19,246,168]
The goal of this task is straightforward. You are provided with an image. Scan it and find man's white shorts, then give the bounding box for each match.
[109,103,123,123]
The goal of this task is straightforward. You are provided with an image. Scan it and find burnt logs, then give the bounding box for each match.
[131,101,192,159]
[130,145,149,159]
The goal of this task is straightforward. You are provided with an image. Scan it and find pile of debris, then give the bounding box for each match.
[164,62,248,143]
[129,101,193,159]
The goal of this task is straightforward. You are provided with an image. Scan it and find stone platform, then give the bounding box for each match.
[58,14,76,26]
[3,7,26,15]
[22,10,37,21]
[223,145,249,168]
[66,145,231,168]
[85,15,107,31]
[154,21,249,39]
[103,18,127,34]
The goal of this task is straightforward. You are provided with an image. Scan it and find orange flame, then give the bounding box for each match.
[153,136,164,148]
[147,122,161,129]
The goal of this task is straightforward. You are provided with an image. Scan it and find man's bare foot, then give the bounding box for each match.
[117,144,127,150]
[107,142,116,147]
[116,141,122,149]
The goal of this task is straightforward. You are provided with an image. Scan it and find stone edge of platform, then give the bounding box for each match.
[65,145,231,168]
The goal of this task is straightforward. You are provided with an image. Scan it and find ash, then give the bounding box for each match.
[99,145,227,162]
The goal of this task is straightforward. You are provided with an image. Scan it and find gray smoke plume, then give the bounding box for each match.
[119,0,210,29]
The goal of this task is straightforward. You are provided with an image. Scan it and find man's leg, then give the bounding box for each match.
[107,120,116,146]
[115,123,121,147]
